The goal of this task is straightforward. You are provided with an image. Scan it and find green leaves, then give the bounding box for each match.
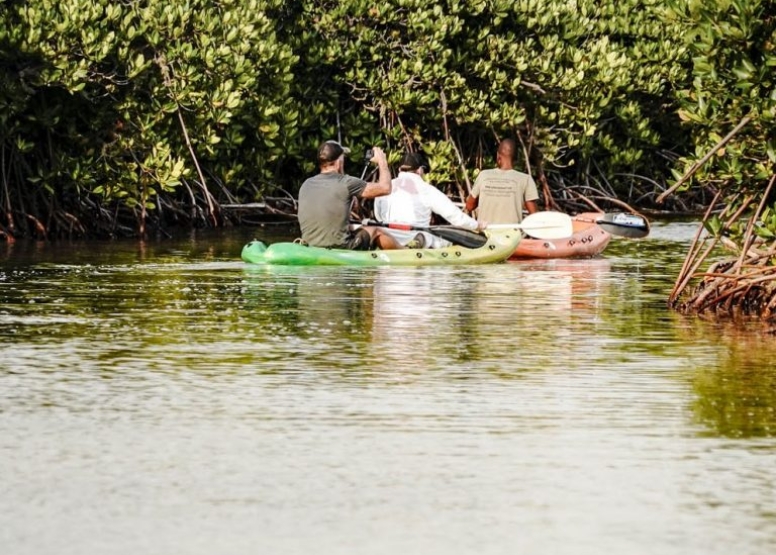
[1,0,300,229]
[301,0,690,194]
[6,0,763,238]
[667,0,776,236]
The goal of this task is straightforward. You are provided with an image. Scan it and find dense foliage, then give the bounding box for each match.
[1,0,299,236]
[1,0,769,240]
[306,0,689,201]
[666,0,776,238]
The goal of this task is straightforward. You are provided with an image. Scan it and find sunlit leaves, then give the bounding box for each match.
[1,0,299,220]
[666,0,776,239]
[1,0,735,238]
[301,0,689,194]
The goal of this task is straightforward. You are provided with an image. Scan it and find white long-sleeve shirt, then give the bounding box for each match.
[373,172,479,246]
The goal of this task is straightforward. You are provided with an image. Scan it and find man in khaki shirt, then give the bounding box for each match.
[465,138,539,223]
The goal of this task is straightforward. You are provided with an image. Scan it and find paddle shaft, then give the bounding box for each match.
[367,221,488,248]
[363,211,574,247]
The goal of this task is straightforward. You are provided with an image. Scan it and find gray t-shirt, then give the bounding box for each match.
[298,172,367,247]
[470,168,539,223]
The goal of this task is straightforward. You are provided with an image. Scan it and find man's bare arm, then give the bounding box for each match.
[361,147,392,199]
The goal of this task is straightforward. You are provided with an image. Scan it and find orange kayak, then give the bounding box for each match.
[510,212,612,259]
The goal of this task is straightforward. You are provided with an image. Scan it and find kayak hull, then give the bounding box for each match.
[510,212,612,260]
[242,228,522,266]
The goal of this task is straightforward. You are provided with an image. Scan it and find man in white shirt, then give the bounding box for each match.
[374,152,486,248]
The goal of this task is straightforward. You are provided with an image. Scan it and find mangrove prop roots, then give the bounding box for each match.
[669,177,776,322]
[676,252,776,321]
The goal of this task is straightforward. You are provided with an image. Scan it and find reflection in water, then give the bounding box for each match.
[370,267,446,365]
[676,319,776,438]
[368,259,615,372]
[241,265,377,368]
[2,225,776,555]
[461,259,614,370]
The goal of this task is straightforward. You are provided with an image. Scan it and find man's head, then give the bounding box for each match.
[317,140,351,172]
[398,151,430,174]
[496,139,516,169]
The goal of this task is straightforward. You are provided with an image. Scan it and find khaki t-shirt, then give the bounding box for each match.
[470,169,539,223]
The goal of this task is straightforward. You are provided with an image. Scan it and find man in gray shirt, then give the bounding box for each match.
[298,141,402,249]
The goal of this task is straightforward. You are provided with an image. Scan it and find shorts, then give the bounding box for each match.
[341,228,372,250]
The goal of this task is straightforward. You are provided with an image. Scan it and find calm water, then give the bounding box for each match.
[1,221,775,555]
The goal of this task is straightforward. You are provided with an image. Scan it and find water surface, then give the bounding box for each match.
[1,221,775,555]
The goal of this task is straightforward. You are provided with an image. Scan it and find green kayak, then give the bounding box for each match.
[241,228,522,266]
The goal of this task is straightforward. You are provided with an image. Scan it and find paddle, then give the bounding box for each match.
[489,212,650,239]
[485,211,574,239]
[366,220,488,248]
[364,211,575,248]
[578,212,650,238]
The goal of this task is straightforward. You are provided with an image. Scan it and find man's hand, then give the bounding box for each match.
[370,147,387,166]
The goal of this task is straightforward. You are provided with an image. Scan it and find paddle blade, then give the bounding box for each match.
[596,213,650,238]
[519,211,574,239]
[486,211,573,239]
[427,226,488,248]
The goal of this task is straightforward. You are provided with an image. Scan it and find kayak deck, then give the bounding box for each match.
[242,228,522,266]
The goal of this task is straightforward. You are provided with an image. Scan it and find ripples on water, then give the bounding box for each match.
[1,222,775,555]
